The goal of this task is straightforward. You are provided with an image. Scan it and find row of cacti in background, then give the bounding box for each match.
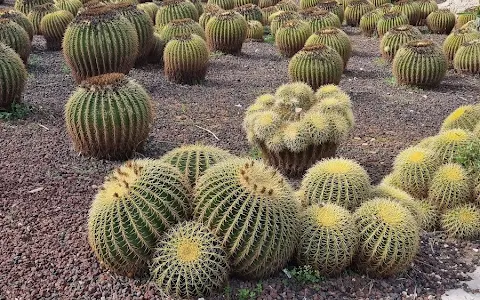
[88,143,423,299]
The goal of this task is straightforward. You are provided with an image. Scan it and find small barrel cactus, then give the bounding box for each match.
[63,6,139,83]
[275,19,312,57]
[376,11,410,37]
[443,28,480,62]
[88,160,192,276]
[0,18,31,64]
[155,0,199,29]
[137,2,159,22]
[261,6,279,24]
[194,158,300,279]
[373,184,423,221]
[269,10,299,35]
[344,0,374,27]
[147,32,166,64]
[296,203,358,276]
[454,39,480,75]
[275,0,298,11]
[64,73,153,159]
[305,27,351,68]
[0,43,28,110]
[0,9,34,41]
[207,0,234,10]
[159,144,234,187]
[27,3,58,35]
[199,6,224,28]
[40,10,74,51]
[234,3,263,22]
[160,18,206,42]
[456,7,478,29]
[431,129,473,164]
[246,20,264,40]
[54,0,83,15]
[301,8,342,32]
[359,9,381,36]
[375,2,393,14]
[416,0,438,26]
[288,44,344,89]
[150,221,229,299]
[441,105,480,132]
[205,11,247,54]
[392,39,447,87]
[299,0,319,10]
[354,198,420,277]
[390,0,420,26]
[317,0,344,23]
[426,8,456,34]
[441,204,480,240]
[14,0,53,15]
[379,25,421,62]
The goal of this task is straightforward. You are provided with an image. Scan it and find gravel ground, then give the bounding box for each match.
[1,0,480,298]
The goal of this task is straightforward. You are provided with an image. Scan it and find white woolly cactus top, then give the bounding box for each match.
[243,82,354,153]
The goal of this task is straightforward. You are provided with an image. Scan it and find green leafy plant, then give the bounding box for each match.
[288,265,325,284]
[0,103,32,120]
[263,33,274,44]
[453,138,480,175]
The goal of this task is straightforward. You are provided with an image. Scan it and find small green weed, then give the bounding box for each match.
[385,76,396,86]
[454,138,480,175]
[237,283,262,300]
[28,54,41,67]
[374,57,387,66]
[264,34,275,45]
[0,103,32,121]
[248,146,261,159]
[288,265,325,285]
[224,284,232,300]
[210,51,224,58]
[61,63,71,74]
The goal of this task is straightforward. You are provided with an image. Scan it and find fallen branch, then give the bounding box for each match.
[194,124,219,140]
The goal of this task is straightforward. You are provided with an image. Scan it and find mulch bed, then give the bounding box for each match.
[1,0,480,298]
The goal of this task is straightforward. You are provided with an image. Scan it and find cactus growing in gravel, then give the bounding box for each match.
[261,6,279,24]
[234,3,263,22]
[275,0,298,11]
[205,11,247,54]
[159,144,234,186]
[155,0,199,29]
[88,160,192,276]
[288,44,344,89]
[344,0,374,27]
[300,7,342,32]
[441,204,480,240]
[27,3,58,35]
[137,2,159,22]
[0,9,34,41]
[0,43,28,110]
[390,0,420,26]
[0,19,31,64]
[443,28,480,62]
[269,10,299,35]
[392,40,447,87]
[426,9,456,34]
[454,40,480,75]
[62,6,139,83]
[147,32,166,63]
[194,158,300,279]
[431,129,473,164]
[354,198,420,277]
[14,0,54,15]
[54,0,82,15]
[275,19,312,57]
[317,0,344,23]
[160,18,206,42]
[65,73,153,159]
[379,25,421,62]
[441,105,480,132]
[296,203,358,276]
[207,0,234,10]
[359,10,381,36]
[150,221,229,299]
[41,10,74,51]
[376,12,410,37]
[163,34,209,84]
[298,158,372,210]
[305,27,351,68]
[416,0,437,26]
[246,20,264,40]
[199,5,224,28]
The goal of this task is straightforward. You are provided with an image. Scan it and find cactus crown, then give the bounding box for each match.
[110,2,144,16]
[315,26,341,35]
[403,40,437,54]
[30,2,56,12]
[235,3,258,12]
[440,128,469,142]
[80,73,128,89]
[238,160,285,197]
[312,203,343,227]
[301,44,331,55]
[0,8,23,18]
[382,11,405,19]
[300,7,330,18]
[393,24,415,32]
[348,0,370,7]
[100,160,144,200]
[161,0,187,6]
[435,163,465,182]
[273,10,298,21]
[462,39,480,47]
[0,18,10,25]
[436,8,452,14]
[74,6,119,23]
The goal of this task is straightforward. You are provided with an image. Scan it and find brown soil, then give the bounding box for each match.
[1,0,480,298]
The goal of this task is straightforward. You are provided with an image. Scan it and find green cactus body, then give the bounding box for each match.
[0,9,34,41]
[275,0,298,11]
[207,0,234,10]
[353,198,420,277]
[275,19,312,57]
[296,203,358,276]
[258,0,278,8]
[54,0,83,15]
[456,9,477,29]
[269,10,299,35]
[299,0,320,10]
[62,7,139,83]
[14,0,54,15]
[27,3,58,35]
[0,18,31,65]
[40,10,74,51]
[155,0,199,29]
[194,158,299,279]
[305,27,352,68]
[392,39,447,87]
[426,8,456,34]
[416,0,438,26]
[299,158,372,210]
[370,0,390,7]
[64,73,153,159]
[379,24,421,61]
[163,34,209,84]
[137,2,159,22]
[0,43,28,110]
[431,129,473,163]
[376,11,410,37]
[441,105,480,132]
[390,146,441,199]
[188,0,204,15]
[261,6,279,24]
[441,204,480,240]
[317,0,344,23]
[234,3,263,22]
[300,7,342,32]
[390,0,420,26]
[246,20,264,40]
[160,18,206,42]
[359,10,381,36]
[375,2,392,14]
[147,32,166,63]
[150,221,229,298]
[88,160,192,276]
[234,0,258,7]
[373,184,422,221]
[199,11,217,29]
[454,39,480,74]
[205,11,247,54]
[336,0,349,12]
[443,28,480,62]
[344,0,374,27]
[288,44,344,89]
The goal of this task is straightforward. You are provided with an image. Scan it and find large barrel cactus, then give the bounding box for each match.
[376,11,410,37]
[269,10,299,35]
[443,28,480,62]
[0,9,34,41]
[0,43,28,110]
[0,18,31,64]
[300,7,341,32]
[194,158,300,279]
[359,10,381,37]
[456,7,478,29]
[64,73,153,159]
[261,6,279,24]
[147,32,166,64]
[431,129,473,163]
[150,221,229,298]
[27,3,58,35]
[441,105,480,132]
[160,18,206,42]
[205,11,247,54]
[379,24,421,62]
[54,0,82,15]
[416,0,437,26]
[426,8,456,34]
[88,160,192,276]
[62,6,139,83]
[454,39,480,75]
[317,0,344,23]
[246,20,263,40]
[137,2,159,22]
[275,19,312,57]
[344,0,374,27]
[390,0,420,26]
[14,0,53,15]
[392,39,447,87]
[305,26,351,68]
[353,198,420,277]
[40,10,74,51]
[155,0,199,29]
